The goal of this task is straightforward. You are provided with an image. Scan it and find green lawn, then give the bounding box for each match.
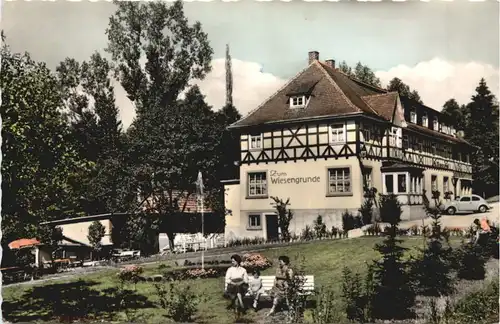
[2,237,446,323]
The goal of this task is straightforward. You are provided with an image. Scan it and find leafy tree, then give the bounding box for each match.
[88,220,106,260]
[354,62,382,88]
[56,53,131,215]
[1,39,88,245]
[410,190,454,296]
[442,98,466,130]
[464,79,499,197]
[369,194,415,320]
[387,77,423,104]
[337,61,381,88]
[270,197,294,241]
[338,60,354,77]
[105,0,216,252]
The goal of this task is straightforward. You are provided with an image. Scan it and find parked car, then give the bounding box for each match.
[442,194,493,215]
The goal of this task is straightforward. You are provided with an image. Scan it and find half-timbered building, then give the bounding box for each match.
[223,51,475,241]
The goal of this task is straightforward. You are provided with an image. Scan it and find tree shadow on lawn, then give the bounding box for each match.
[4,279,155,323]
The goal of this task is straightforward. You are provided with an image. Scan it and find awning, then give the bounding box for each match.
[8,238,40,250]
[381,162,425,173]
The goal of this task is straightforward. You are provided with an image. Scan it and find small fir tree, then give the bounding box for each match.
[369,194,415,320]
[410,190,455,296]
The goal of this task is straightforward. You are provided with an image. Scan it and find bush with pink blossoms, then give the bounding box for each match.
[184,268,219,279]
[117,265,144,289]
[241,253,272,271]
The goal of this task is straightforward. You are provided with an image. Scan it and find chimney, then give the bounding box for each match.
[325,59,336,69]
[308,51,319,65]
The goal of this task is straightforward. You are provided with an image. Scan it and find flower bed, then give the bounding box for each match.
[241,253,272,271]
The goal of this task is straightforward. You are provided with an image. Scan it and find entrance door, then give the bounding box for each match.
[265,214,279,242]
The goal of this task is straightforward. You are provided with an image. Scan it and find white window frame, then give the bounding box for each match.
[249,134,263,151]
[389,127,402,148]
[409,175,423,194]
[327,167,352,195]
[410,111,417,123]
[329,124,346,144]
[290,95,307,108]
[450,127,456,137]
[247,172,268,198]
[433,119,439,131]
[248,214,262,229]
[422,114,428,127]
[383,172,410,194]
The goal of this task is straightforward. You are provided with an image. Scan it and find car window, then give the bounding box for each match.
[460,197,471,202]
[472,196,480,201]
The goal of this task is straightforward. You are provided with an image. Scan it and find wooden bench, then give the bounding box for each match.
[224,275,315,299]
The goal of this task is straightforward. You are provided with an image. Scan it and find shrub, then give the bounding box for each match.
[341,267,366,322]
[184,268,218,279]
[286,255,308,323]
[330,226,339,239]
[342,210,356,235]
[359,198,374,226]
[312,287,340,324]
[117,265,144,289]
[301,225,315,241]
[452,242,487,280]
[379,194,403,225]
[409,225,419,236]
[450,278,499,324]
[241,253,272,271]
[313,215,328,239]
[271,196,294,242]
[153,281,202,322]
[410,191,455,297]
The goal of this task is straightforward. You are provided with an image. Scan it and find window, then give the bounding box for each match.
[402,135,409,150]
[248,214,261,228]
[472,196,480,202]
[363,167,372,189]
[290,95,306,108]
[443,177,449,193]
[410,111,417,123]
[329,124,346,143]
[410,175,423,193]
[397,174,407,193]
[248,172,267,197]
[385,174,394,193]
[327,168,351,194]
[422,114,428,127]
[466,154,470,163]
[431,175,438,192]
[389,127,401,147]
[362,128,371,142]
[450,127,456,137]
[249,134,262,150]
[433,119,439,131]
[460,197,471,202]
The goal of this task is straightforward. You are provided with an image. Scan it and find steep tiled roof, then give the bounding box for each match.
[362,92,399,121]
[230,61,385,128]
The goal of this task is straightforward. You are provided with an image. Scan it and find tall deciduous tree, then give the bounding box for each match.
[353,62,382,88]
[441,98,466,130]
[464,79,499,197]
[387,77,423,104]
[105,0,215,253]
[1,40,88,244]
[88,220,106,260]
[56,53,132,215]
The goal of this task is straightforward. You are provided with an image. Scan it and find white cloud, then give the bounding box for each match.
[115,58,286,129]
[194,58,286,115]
[376,58,500,110]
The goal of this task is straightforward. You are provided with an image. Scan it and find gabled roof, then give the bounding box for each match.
[229,57,473,147]
[229,61,387,128]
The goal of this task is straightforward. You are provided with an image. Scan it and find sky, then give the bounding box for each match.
[3,1,499,129]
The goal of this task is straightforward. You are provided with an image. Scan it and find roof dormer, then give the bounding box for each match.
[289,95,307,109]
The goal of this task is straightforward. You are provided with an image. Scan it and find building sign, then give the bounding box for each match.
[269,170,320,185]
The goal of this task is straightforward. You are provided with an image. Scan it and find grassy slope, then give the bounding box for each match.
[2,237,450,324]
